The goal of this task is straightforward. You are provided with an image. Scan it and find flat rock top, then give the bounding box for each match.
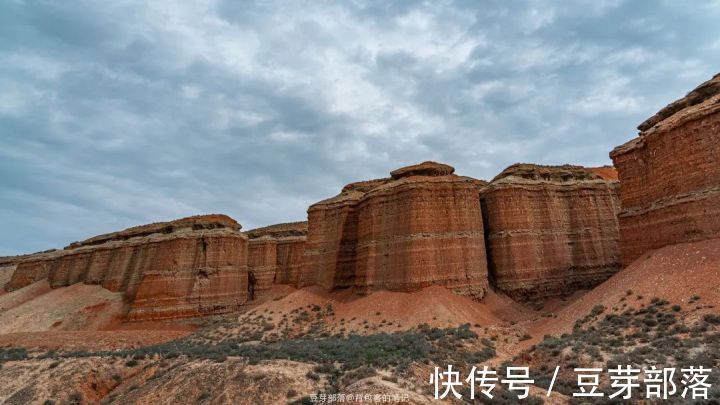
[390,161,455,179]
[0,250,59,267]
[490,163,607,185]
[245,221,308,239]
[638,72,720,132]
[310,161,484,210]
[67,214,241,249]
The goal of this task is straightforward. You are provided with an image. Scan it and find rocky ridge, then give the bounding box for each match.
[5,215,249,320]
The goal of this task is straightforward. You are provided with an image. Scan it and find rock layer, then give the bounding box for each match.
[301,162,489,298]
[245,222,307,288]
[0,265,14,292]
[247,237,278,297]
[480,164,621,300]
[299,179,389,289]
[5,215,249,320]
[611,73,720,266]
[275,236,306,285]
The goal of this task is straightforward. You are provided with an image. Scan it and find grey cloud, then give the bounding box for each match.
[1,0,719,255]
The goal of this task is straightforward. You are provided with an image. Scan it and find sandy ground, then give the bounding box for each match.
[250,285,537,330]
[0,280,197,350]
[0,330,191,351]
[0,357,324,405]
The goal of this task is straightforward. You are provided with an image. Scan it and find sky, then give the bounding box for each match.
[1,0,719,255]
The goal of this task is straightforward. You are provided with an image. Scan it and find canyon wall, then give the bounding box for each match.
[0,250,57,291]
[610,73,720,266]
[247,237,277,297]
[301,162,489,299]
[245,222,307,288]
[299,180,389,289]
[480,164,621,300]
[5,215,249,320]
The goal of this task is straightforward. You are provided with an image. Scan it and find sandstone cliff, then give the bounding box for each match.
[0,250,58,291]
[480,164,621,300]
[298,179,390,289]
[610,73,720,266]
[301,162,489,299]
[247,237,277,297]
[5,215,249,320]
[245,221,307,288]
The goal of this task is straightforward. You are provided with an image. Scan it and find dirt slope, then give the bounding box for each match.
[253,285,536,330]
[0,280,53,312]
[529,237,720,339]
[0,282,125,333]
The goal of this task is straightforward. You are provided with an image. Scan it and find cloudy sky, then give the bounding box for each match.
[1,0,719,255]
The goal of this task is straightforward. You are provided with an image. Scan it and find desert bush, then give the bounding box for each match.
[0,348,29,362]
[68,391,82,404]
[704,314,720,325]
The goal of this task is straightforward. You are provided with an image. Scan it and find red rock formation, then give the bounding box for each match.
[245,222,308,239]
[275,237,306,285]
[610,73,720,266]
[247,237,277,297]
[6,215,249,320]
[0,250,58,291]
[480,164,621,300]
[300,162,489,299]
[245,222,307,287]
[587,166,619,181]
[299,179,390,289]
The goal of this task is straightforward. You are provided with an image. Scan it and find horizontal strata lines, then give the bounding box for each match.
[495,265,620,280]
[356,231,485,248]
[487,229,616,239]
[496,274,618,292]
[619,186,720,218]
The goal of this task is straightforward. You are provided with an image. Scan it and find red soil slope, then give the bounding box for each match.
[529,237,720,338]
[251,285,536,330]
[0,282,125,333]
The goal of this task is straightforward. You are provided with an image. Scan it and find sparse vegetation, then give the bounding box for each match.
[0,347,29,362]
[704,314,720,325]
[521,299,720,401]
[68,391,83,404]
